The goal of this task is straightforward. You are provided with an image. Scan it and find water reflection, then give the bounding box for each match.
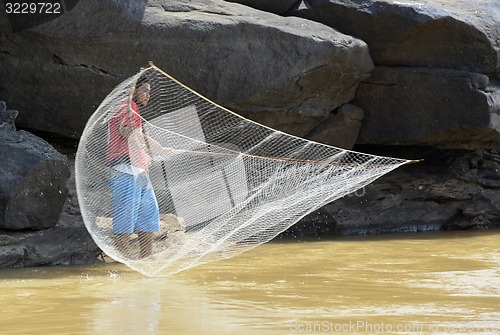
[87,277,162,334]
[0,230,499,334]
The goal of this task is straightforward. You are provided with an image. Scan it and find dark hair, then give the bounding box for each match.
[135,73,150,90]
[132,73,151,104]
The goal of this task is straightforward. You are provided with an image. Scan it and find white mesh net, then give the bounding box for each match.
[75,64,412,277]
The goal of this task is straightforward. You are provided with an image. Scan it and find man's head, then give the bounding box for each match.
[133,75,151,106]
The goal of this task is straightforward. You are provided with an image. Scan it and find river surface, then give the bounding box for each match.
[1,230,499,335]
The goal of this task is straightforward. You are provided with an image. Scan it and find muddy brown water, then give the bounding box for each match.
[1,230,499,334]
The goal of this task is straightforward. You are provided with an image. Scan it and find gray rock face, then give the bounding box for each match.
[223,0,298,15]
[305,103,364,149]
[290,0,500,148]
[286,149,500,237]
[0,116,70,230]
[0,0,373,138]
[0,109,18,132]
[291,0,500,75]
[0,220,100,267]
[355,67,500,148]
[0,149,100,268]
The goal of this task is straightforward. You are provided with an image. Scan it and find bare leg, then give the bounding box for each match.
[139,232,155,258]
[115,233,131,255]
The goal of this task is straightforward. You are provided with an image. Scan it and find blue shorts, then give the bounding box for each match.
[109,172,160,234]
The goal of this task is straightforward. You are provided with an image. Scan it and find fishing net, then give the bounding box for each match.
[75,64,412,277]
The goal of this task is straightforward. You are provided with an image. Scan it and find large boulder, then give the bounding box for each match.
[289,0,500,148]
[290,0,500,76]
[0,0,373,138]
[355,67,500,148]
[0,105,70,230]
[0,142,100,267]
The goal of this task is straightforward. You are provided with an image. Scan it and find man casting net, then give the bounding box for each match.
[75,64,414,277]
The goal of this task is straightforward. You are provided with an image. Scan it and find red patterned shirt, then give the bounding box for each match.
[105,100,149,171]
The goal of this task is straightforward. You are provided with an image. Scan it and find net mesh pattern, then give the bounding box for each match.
[75,65,411,277]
